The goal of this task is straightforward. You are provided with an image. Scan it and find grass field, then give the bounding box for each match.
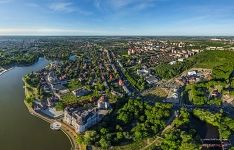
[23,78,39,99]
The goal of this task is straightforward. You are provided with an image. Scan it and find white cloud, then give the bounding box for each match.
[48,1,92,15]
[133,0,155,11]
[95,0,161,11]
[49,2,74,13]
[110,0,134,9]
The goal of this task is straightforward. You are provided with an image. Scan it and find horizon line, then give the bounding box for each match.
[0,35,234,37]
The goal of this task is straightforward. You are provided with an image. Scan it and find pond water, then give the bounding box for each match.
[190,115,219,139]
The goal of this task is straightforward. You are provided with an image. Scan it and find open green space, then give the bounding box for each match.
[155,50,234,80]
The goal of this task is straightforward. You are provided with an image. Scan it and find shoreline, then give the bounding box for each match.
[0,67,14,77]
[21,62,81,150]
[23,100,79,150]
[0,56,42,77]
[1,58,81,149]
[23,78,80,150]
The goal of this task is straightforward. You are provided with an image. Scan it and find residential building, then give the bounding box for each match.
[169,61,176,65]
[63,107,102,133]
[145,76,159,84]
[51,84,69,94]
[137,68,150,77]
[97,96,110,109]
[188,70,197,76]
[123,85,131,96]
[72,88,91,97]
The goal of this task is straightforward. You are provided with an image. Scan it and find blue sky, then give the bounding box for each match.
[0,0,234,35]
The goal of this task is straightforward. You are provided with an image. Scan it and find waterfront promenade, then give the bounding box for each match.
[24,100,79,150]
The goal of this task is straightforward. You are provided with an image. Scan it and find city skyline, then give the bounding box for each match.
[0,0,234,36]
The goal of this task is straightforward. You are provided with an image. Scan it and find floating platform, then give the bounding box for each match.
[50,122,62,130]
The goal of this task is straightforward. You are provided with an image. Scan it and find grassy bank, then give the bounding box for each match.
[23,76,40,105]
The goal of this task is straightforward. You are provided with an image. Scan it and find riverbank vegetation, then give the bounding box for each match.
[158,108,201,150]
[193,109,234,139]
[23,73,40,104]
[0,50,39,67]
[160,128,200,150]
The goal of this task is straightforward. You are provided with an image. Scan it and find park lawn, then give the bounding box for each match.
[148,88,168,98]
[112,138,156,150]
[67,79,82,91]
[61,91,101,105]
[143,87,168,102]
[23,77,39,100]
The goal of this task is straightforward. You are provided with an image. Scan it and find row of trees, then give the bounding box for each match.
[123,68,146,91]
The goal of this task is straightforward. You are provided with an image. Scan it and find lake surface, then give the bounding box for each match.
[0,58,71,150]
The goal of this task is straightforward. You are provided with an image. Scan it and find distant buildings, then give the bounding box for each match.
[128,48,136,55]
[118,79,131,95]
[126,40,201,68]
